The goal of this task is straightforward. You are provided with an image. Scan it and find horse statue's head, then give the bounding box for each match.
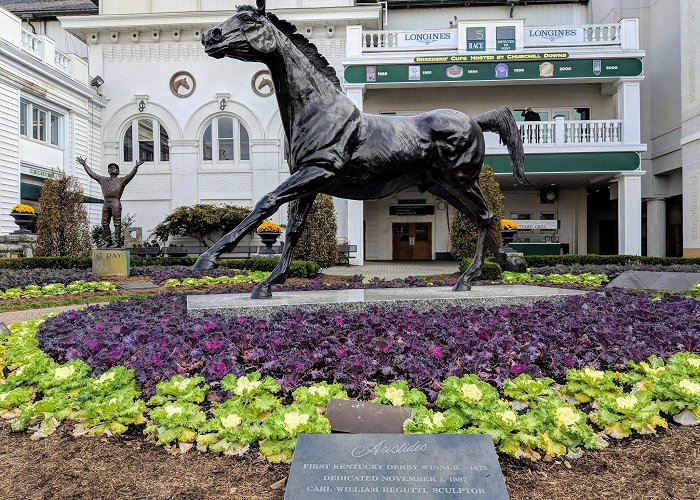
[202,0,276,61]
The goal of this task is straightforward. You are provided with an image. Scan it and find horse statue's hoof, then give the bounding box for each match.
[452,282,472,292]
[250,284,272,299]
[193,255,218,271]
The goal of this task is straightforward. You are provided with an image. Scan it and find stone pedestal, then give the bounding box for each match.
[92,249,130,277]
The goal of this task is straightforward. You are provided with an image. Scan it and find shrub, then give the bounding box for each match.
[449,166,504,260]
[459,258,502,280]
[151,204,251,246]
[34,176,93,257]
[524,255,700,268]
[291,194,339,268]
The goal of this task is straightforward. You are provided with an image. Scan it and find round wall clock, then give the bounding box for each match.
[169,71,196,98]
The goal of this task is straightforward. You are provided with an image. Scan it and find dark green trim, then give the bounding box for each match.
[486,152,640,174]
[510,243,562,256]
[344,58,642,84]
[20,182,103,204]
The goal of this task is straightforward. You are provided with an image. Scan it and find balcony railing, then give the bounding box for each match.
[485,119,623,148]
[54,49,71,74]
[12,28,89,84]
[20,29,41,58]
[353,20,639,55]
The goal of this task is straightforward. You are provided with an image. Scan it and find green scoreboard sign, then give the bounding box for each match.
[344,57,643,84]
[496,26,516,51]
[466,27,486,52]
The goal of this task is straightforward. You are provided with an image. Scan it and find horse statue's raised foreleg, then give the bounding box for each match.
[193,167,334,290]
[250,195,316,298]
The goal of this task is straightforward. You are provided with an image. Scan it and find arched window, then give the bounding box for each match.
[123,118,170,166]
[202,116,250,166]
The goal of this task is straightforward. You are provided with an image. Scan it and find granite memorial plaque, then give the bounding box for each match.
[284,434,509,500]
[92,249,130,277]
[607,270,700,292]
[326,399,412,434]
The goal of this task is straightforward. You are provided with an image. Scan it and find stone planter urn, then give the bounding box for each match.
[10,213,36,234]
[258,231,281,254]
[500,229,517,246]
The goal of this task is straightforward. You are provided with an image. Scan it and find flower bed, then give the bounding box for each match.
[0,280,116,300]
[529,263,700,281]
[0,269,99,291]
[36,290,700,399]
[2,317,699,462]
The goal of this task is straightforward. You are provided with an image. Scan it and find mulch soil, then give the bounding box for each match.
[3,275,699,498]
[1,423,698,499]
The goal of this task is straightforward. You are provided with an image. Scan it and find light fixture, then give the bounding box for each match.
[540,188,558,203]
[90,75,105,88]
[507,0,519,18]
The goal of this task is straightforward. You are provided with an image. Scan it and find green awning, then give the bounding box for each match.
[485,152,641,174]
[20,182,103,204]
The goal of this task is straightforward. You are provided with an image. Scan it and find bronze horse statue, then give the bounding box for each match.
[195,0,531,298]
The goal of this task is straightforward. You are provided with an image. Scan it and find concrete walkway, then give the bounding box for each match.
[0,262,461,324]
[321,261,460,280]
[0,304,97,325]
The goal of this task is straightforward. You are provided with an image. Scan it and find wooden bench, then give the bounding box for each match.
[337,244,357,266]
[129,246,161,257]
[146,245,278,258]
[221,245,259,258]
[161,246,209,257]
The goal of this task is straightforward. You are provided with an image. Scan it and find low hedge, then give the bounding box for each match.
[0,257,92,270]
[0,256,320,279]
[523,254,700,268]
[458,258,502,280]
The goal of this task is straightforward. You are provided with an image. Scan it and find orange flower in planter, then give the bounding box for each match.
[256,221,283,233]
[11,204,35,214]
[500,219,519,231]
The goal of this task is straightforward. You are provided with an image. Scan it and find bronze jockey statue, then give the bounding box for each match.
[76,156,143,248]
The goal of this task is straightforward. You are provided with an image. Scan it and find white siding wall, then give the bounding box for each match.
[0,84,20,234]
[387,4,589,31]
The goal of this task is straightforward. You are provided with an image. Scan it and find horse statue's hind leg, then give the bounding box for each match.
[250,194,316,299]
[193,166,334,283]
[429,182,497,291]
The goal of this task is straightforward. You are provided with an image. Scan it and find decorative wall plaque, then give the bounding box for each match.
[252,69,274,96]
[169,71,196,98]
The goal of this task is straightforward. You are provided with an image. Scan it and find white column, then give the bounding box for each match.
[645,198,666,257]
[615,80,641,145]
[575,187,587,254]
[617,172,644,255]
[250,138,283,225]
[169,140,199,209]
[346,26,363,58]
[345,85,365,264]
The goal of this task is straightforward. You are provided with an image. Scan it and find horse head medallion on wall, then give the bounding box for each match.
[196,0,532,298]
[169,71,196,98]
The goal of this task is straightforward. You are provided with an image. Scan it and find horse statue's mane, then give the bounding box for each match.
[239,5,342,90]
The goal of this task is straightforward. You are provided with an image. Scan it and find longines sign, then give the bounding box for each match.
[524,27,585,44]
[396,30,457,49]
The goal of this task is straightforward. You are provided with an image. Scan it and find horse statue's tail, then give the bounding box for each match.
[474,107,533,187]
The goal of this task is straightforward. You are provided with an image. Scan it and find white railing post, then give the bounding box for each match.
[0,9,21,48]
[619,18,639,50]
[554,116,566,146]
[346,25,363,58]
[41,35,56,68]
